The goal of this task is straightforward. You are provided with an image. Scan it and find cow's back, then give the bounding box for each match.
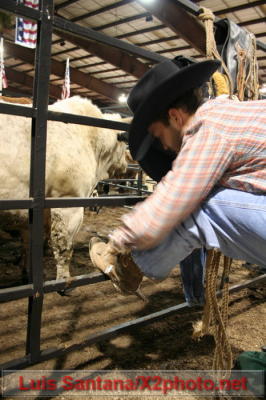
[0,111,31,200]
[0,96,127,201]
[0,98,99,201]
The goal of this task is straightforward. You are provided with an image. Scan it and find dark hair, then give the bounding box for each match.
[154,84,208,125]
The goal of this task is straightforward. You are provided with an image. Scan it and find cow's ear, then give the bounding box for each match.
[117,131,129,143]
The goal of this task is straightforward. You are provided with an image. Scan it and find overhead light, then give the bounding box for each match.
[139,0,155,4]
[146,13,153,22]
[118,93,127,103]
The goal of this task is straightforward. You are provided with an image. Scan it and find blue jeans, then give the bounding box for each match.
[179,248,206,306]
[132,187,266,289]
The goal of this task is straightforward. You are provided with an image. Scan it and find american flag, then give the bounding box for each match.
[15,0,39,49]
[61,58,71,99]
[0,37,8,91]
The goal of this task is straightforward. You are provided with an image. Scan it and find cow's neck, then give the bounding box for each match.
[94,144,113,182]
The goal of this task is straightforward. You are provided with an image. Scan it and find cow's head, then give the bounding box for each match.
[106,132,128,178]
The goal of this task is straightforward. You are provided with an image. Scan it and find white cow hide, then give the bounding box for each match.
[0,96,128,280]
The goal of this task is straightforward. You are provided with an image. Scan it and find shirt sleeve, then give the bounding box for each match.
[110,123,234,250]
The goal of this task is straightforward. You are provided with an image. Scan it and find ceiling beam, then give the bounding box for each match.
[5,68,107,103]
[55,0,80,12]
[53,29,150,78]
[93,12,150,32]
[53,15,166,63]
[136,0,206,55]
[53,18,266,63]
[76,61,108,70]
[126,29,266,49]
[69,0,135,23]
[3,86,33,98]
[66,17,265,64]
[61,0,262,27]
[5,41,126,102]
[239,17,266,27]
[5,67,62,99]
[158,44,191,54]
[52,46,79,57]
[68,27,266,65]
[53,11,154,43]
[137,35,178,47]
[216,0,266,15]
[116,24,165,39]
[136,0,266,55]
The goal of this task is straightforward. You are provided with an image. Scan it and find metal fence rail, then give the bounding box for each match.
[1,273,265,371]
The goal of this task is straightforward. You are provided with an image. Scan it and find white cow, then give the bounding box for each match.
[0,96,128,281]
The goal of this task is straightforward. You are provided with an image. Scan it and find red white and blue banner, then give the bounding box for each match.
[61,58,71,99]
[0,37,8,92]
[15,0,39,49]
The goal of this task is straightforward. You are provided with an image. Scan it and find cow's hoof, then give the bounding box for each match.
[57,288,75,296]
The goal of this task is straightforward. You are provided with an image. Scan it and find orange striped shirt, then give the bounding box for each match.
[110,98,266,250]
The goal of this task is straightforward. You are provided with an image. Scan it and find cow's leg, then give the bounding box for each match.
[20,209,52,282]
[49,207,84,280]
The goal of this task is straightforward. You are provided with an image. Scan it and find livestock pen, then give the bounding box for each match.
[0,0,265,392]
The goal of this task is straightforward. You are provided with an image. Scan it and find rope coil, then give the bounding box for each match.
[193,249,233,399]
[198,7,233,97]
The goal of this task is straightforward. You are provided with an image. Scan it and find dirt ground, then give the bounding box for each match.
[0,206,265,400]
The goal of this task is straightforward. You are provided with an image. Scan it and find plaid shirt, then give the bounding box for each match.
[111,98,266,250]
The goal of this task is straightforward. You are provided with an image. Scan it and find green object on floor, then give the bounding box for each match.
[234,351,266,397]
[236,351,266,371]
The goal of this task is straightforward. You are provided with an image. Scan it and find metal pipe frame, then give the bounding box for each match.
[0,0,40,20]
[0,1,167,65]
[0,196,145,210]
[100,178,139,182]
[1,0,265,81]
[1,273,265,371]
[52,15,167,63]
[0,102,130,131]
[25,0,54,364]
[98,181,152,195]
[0,0,145,369]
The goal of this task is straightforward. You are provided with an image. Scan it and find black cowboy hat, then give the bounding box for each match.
[127,56,220,181]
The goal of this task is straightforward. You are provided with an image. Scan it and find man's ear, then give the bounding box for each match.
[168,108,183,128]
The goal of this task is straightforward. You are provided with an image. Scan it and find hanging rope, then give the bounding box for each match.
[250,34,259,100]
[243,33,259,100]
[198,7,233,98]
[196,9,240,390]
[193,249,233,400]
[196,9,258,399]
[198,7,215,59]
[191,21,233,369]
[236,43,247,101]
[199,7,259,101]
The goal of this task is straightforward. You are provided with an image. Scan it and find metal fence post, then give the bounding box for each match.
[26,0,54,363]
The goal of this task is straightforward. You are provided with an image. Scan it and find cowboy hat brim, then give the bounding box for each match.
[128,59,221,164]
